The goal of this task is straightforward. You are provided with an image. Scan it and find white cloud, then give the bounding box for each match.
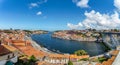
[114,0,120,10]
[72,0,89,8]
[67,10,120,30]
[67,23,80,29]
[29,0,47,9]
[29,3,38,8]
[36,11,42,15]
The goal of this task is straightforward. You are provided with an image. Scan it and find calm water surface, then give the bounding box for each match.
[31,32,106,56]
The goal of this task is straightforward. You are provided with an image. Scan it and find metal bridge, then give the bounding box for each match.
[101,32,120,49]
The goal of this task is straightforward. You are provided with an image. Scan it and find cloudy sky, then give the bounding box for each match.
[0,0,119,30]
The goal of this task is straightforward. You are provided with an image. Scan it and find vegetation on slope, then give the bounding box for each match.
[74,50,88,56]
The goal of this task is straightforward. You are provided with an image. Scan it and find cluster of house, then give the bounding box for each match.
[0,30,90,65]
[52,29,120,42]
[0,40,18,65]
[52,30,100,41]
[0,29,120,65]
[0,30,25,65]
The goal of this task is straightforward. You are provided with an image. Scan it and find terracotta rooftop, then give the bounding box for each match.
[70,54,89,59]
[15,45,47,58]
[48,54,69,59]
[12,40,25,43]
[37,61,64,65]
[111,50,119,56]
[2,44,17,52]
[95,63,102,65]
[0,45,12,56]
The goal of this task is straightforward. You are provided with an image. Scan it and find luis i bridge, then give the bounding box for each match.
[101,32,120,49]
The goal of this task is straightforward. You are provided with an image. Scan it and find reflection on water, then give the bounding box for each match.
[31,32,106,56]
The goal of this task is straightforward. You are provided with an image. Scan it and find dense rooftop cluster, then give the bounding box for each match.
[0,29,90,65]
[52,30,100,41]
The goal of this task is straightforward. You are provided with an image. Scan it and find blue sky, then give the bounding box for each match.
[0,0,119,30]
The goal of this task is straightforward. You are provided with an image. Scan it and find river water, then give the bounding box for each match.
[31,32,106,56]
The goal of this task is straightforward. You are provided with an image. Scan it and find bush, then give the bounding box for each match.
[29,55,37,62]
[68,61,73,65]
[74,50,88,56]
[15,55,37,65]
[98,57,107,63]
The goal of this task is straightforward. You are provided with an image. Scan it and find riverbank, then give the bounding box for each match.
[25,32,120,65]
[25,34,120,65]
[52,35,96,42]
[28,35,108,57]
[31,33,107,56]
[25,35,90,64]
[52,30,100,42]
[25,35,58,54]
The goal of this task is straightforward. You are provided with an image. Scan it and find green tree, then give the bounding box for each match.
[29,55,37,62]
[98,57,107,63]
[74,50,87,56]
[15,55,37,65]
[68,61,73,65]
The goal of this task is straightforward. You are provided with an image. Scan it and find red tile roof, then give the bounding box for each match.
[0,45,11,56]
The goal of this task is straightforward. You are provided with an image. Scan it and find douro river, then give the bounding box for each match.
[31,32,107,56]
